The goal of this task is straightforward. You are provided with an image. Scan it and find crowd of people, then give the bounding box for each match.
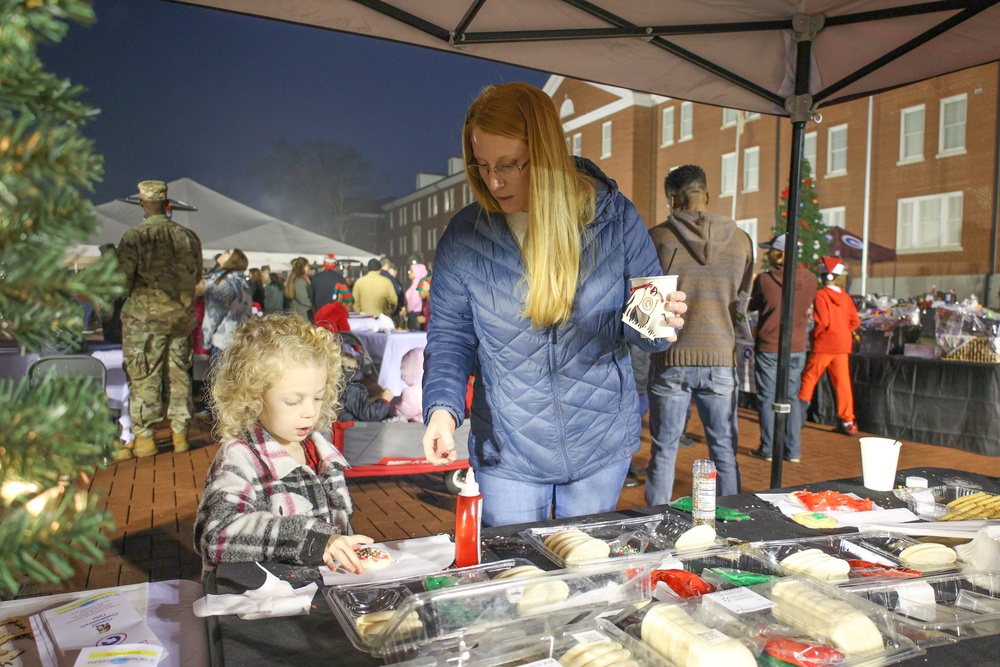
[104,83,867,576]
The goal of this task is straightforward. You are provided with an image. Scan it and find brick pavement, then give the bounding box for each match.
[15,407,1000,599]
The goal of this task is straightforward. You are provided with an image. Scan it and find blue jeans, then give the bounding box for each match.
[646,366,741,505]
[754,351,806,459]
[476,458,631,527]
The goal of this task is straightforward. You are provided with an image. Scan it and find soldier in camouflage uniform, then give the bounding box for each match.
[116,180,203,459]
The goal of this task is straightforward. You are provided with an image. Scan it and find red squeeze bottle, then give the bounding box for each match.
[454,469,483,568]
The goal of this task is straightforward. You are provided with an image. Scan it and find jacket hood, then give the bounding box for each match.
[665,210,737,266]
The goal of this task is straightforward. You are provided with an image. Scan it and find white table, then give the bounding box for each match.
[0,579,208,667]
[353,330,427,395]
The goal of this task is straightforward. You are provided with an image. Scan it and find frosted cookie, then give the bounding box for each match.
[640,603,756,667]
[780,548,850,581]
[898,543,958,569]
[771,579,883,654]
[673,524,717,551]
[356,546,392,571]
[793,511,838,529]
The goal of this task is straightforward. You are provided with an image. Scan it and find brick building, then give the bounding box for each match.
[385,66,1000,302]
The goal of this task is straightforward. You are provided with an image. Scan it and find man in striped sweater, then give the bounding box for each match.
[645,165,755,505]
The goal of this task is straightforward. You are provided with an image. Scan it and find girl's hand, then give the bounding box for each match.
[323,534,375,573]
[422,409,457,465]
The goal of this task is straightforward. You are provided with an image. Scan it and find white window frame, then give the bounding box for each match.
[937,93,967,157]
[720,152,737,197]
[898,104,925,164]
[428,195,438,217]
[463,183,472,207]
[736,218,758,262]
[722,108,738,128]
[820,206,846,229]
[571,133,582,156]
[827,124,848,177]
[443,189,454,212]
[412,225,421,253]
[399,234,407,255]
[742,146,760,193]
[426,227,438,250]
[745,111,761,122]
[660,106,674,147]
[896,191,963,252]
[401,206,407,225]
[601,121,612,158]
[804,131,817,176]
[679,102,693,141]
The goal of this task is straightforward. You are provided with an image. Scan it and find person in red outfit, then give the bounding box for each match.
[313,301,351,334]
[798,256,861,435]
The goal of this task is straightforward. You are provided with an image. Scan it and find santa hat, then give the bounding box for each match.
[323,253,337,270]
[821,256,845,281]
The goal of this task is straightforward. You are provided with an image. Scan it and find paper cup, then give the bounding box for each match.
[623,275,678,340]
[859,437,902,491]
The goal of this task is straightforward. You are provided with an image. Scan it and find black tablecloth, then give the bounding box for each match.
[850,354,1000,456]
[205,467,1000,666]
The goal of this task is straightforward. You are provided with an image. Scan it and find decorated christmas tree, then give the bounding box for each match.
[769,161,830,274]
[0,0,122,597]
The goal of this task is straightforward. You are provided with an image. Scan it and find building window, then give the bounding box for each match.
[399,234,407,255]
[601,121,612,158]
[804,131,817,175]
[427,227,439,250]
[827,124,848,176]
[559,97,575,118]
[722,108,738,128]
[389,238,394,256]
[401,206,407,225]
[897,191,963,251]
[745,111,761,121]
[736,218,758,261]
[899,104,925,163]
[938,93,967,156]
[412,225,421,253]
[661,106,674,146]
[743,146,760,192]
[572,133,582,156]
[720,152,736,196]
[463,183,472,207]
[443,189,454,212]
[820,206,846,229]
[412,202,421,221]
[389,209,394,230]
[680,102,693,141]
[428,195,438,217]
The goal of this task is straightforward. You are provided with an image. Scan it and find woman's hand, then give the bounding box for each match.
[422,409,458,465]
[323,533,375,573]
[661,290,688,341]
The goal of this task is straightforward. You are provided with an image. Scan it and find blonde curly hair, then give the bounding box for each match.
[207,313,345,444]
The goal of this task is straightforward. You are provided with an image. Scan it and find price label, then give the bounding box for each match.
[569,630,607,645]
[695,628,732,645]
[706,587,775,614]
[518,659,561,667]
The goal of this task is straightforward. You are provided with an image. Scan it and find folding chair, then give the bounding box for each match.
[27,354,107,389]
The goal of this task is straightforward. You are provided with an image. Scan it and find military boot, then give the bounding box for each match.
[172,431,190,453]
[132,434,158,458]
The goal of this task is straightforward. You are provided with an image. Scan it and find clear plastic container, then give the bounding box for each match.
[843,571,1000,644]
[901,485,996,520]
[619,575,923,667]
[648,547,787,601]
[324,557,657,662]
[519,513,726,568]
[749,532,960,583]
[393,618,674,666]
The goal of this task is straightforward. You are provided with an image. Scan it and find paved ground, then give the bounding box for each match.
[15,407,1000,599]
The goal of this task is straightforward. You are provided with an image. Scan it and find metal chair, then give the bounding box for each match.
[27,354,107,389]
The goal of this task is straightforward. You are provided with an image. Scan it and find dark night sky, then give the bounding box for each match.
[41,0,549,212]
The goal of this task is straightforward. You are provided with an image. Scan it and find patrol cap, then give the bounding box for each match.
[137,180,167,201]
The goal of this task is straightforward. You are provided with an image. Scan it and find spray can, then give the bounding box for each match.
[692,459,717,528]
[454,469,483,567]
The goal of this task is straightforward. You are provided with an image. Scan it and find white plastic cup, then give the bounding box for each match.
[859,437,902,491]
[623,275,678,339]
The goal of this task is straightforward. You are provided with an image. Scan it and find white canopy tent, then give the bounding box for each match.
[73,177,377,271]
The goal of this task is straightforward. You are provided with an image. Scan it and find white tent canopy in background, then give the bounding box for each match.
[73,177,376,271]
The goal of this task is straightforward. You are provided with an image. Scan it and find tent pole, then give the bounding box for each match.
[770,13,823,490]
[986,62,1000,307]
[861,95,873,297]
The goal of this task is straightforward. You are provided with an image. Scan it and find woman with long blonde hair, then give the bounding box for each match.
[421,82,686,526]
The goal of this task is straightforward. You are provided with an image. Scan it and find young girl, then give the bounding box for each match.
[194,313,373,578]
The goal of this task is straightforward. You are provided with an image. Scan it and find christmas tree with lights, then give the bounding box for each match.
[769,161,830,275]
[0,0,123,597]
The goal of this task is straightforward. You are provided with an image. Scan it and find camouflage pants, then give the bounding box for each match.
[122,329,193,437]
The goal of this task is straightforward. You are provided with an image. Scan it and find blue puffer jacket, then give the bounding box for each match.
[422,158,671,484]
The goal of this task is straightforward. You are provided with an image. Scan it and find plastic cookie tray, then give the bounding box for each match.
[747,532,968,585]
[323,557,657,661]
[392,618,673,667]
[842,571,1000,645]
[519,512,727,568]
[902,485,1000,520]
[617,574,923,667]
[644,546,789,602]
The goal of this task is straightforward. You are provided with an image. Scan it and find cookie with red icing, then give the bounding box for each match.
[356,546,392,571]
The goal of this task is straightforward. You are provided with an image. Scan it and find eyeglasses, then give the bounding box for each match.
[469,159,530,180]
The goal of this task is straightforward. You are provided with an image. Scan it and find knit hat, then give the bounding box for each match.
[323,253,337,270]
[821,256,845,281]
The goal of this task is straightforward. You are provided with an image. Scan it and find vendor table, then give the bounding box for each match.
[850,354,1000,456]
[353,330,427,395]
[205,467,1000,667]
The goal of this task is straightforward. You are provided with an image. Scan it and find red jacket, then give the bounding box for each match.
[314,302,350,334]
[811,286,860,354]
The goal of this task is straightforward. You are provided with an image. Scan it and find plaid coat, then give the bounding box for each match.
[194,425,354,578]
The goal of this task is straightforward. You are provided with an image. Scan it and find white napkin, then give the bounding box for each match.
[192,563,317,620]
[319,534,455,586]
[756,492,919,527]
